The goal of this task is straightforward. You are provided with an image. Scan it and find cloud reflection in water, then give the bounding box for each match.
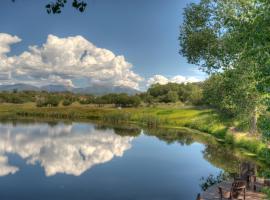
[0,123,133,176]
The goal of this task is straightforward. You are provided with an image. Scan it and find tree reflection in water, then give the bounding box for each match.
[0,120,267,180]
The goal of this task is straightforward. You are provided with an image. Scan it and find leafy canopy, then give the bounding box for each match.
[179,0,270,92]
[179,0,270,133]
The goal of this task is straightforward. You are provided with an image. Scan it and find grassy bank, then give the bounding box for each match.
[0,102,269,164]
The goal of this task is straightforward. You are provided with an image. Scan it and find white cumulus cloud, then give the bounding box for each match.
[0,33,21,56]
[147,75,201,86]
[0,33,143,89]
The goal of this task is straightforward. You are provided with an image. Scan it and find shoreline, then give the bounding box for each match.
[0,103,269,165]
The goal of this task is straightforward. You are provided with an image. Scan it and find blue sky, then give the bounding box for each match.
[0,0,205,90]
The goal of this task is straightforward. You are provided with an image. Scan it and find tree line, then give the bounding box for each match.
[0,90,142,108]
[140,82,203,105]
[0,82,204,107]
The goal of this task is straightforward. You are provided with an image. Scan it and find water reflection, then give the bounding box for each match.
[144,127,267,175]
[0,122,133,176]
[0,121,268,200]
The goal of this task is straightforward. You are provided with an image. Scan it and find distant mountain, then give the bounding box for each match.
[0,83,140,95]
[40,84,72,92]
[0,84,39,92]
[73,85,140,95]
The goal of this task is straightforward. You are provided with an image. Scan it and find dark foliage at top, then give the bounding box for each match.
[12,0,87,14]
[46,0,87,14]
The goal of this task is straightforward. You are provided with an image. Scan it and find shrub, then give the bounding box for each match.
[46,96,60,107]
[225,133,235,145]
[258,148,270,164]
[62,99,72,106]
[36,95,60,107]
[79,96,94,104]
[261,187,270,199]
[237,139,265,154]
[36,99,47,107]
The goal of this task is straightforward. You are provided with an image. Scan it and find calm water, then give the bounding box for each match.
[0,121,263,200]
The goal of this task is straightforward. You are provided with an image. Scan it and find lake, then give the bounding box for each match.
[0,121,265,200]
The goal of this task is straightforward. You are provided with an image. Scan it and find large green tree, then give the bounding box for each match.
[147,83,203,104]
[203,65,262,132]
[179,0,270,134]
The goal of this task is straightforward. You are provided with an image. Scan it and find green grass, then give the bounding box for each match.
[0,102,269,164]
[261,187,270,199]
[0,103,253,138]
[0,103,228,140]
